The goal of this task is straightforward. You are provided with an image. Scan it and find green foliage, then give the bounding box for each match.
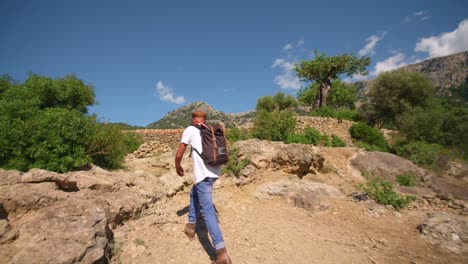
[87,124,144,170]
[253,92,297,142]
[226,126,250,142]
[297,80,357,109]
[396,173,417,187]
[394,141,448,170]
[285,127,333,146]
[0,74,141,172]
[294,51,370,108]
[361,178,416,210]
[363,70,435,128]
[122,132,145,153]
[396,104,446,143]
[222,148,250,176]
[331,134,347,147]
[308,106,360,121]
[349,123,388,152]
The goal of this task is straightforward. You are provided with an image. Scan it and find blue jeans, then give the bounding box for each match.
[188,177,225,250]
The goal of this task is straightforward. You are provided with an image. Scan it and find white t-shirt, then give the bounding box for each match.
[181,126,221,184]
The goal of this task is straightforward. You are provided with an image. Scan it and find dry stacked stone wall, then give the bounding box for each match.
[131,117,357,158]
[132,129,184,158]
[296,116,355,146]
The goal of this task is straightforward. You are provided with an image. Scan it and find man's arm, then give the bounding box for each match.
[175,143,187,176]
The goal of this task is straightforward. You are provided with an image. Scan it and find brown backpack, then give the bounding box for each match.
[191,124,229,166]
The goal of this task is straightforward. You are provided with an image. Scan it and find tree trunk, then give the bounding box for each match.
[313,88,322,109]
[318,80,331,108]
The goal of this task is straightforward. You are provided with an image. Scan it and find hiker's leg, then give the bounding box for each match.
[188,184,199,224]
[197,177,225,250]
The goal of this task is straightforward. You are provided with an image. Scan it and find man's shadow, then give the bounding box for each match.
[177,205,219,262]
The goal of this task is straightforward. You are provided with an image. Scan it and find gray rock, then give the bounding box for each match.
[417,212,468,254]
[255,180,343,212]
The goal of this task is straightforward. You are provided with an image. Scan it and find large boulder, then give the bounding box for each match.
[232,139,325,178]
[0,165,184,264]
[255,180,344,212]
[417,212,468,254]
[349,151,433,185]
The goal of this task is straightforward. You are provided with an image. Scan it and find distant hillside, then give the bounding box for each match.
[355,51,468,98]
[147,101,255,129]
[103,122,145,130]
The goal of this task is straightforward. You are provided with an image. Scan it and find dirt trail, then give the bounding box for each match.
[111,164,467,264]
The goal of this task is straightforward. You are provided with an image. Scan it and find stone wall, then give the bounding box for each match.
[131,129,184,158]
[296,116,355,145]
[130,117,358,158]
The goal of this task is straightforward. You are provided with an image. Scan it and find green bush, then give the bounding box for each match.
[226,126,250,142]
[285,133,310,144]
[396,173,417,187]
[361,178,416,210]
[252,93,298,142]
[253,110,296,141]
[121,131,145,153]
[394,141,448,170]
[309,106,360,121]
[87,124,144,170]
[331,134,347,147]
[349,123,388,152]
[222,148,250,176]
[0,74,142,172]
[285,127,331,146]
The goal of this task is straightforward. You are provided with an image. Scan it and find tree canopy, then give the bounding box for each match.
[294,51,370,108]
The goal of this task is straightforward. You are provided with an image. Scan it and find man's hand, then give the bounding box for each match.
[176,165,184,176]
[175,143,187,177]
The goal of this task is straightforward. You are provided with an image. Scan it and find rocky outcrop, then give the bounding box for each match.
[255,180,344,212]
[0,166,193,264]
[349,151,433,186]
[227,139,325,186]
[417,212,468,254]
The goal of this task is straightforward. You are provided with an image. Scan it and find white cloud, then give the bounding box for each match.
[359,34,384,56]
[415,19,468,58]
[155,81,186,104]
[272,58,301,90]
[414,11,426,16]
[371,53,409,75]
[297,39,304,47]
[283,43,293,51]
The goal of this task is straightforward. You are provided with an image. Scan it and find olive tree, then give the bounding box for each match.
[294,51,370,109]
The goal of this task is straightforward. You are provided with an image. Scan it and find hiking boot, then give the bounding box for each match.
[215,248,232,264]
[183,223,196,239]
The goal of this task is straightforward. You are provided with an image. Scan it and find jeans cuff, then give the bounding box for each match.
[214,242,225,250]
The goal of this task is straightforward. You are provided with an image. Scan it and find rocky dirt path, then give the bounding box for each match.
[111,169,467,264]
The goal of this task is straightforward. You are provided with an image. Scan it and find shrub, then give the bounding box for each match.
[349,123,388,152]
[252,110,296,141]
[121,131,145,153]
[394,141,448,170]
[309,106,360,121]
[361,178,416,210]
[226,126,250,142]
[285,133,310,144]
[222,148,250,176]
[396,173,417,187]
[0,74,142,172]
[285,127,331,146]
[331,134,347,147]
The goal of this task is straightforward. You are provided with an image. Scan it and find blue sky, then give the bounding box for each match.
[1,0,467,126]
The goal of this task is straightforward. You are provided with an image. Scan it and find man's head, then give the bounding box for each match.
[192,110,207,125]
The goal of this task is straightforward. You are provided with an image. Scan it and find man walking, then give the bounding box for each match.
[175,110,232,264]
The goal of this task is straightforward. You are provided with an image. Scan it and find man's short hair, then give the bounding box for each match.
[192,110,207,118]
